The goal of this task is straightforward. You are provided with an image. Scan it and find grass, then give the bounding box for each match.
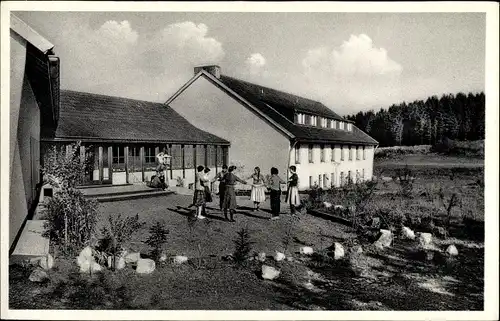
[9,153,485,310]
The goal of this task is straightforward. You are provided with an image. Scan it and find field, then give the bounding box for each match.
[9,153,485,310]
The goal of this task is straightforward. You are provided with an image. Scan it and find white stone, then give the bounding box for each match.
[274,252,286,262]
[382,176,393,182]
[446,245,459,256]
[334,205,344,210]
[299,246,314,255]
[418,232,433,249]
[91,261,102,272]
[136,258,156,274]
[371,217,381,229]
[401,226,416,240]
[39,254,54,270]
[286,256,294,262]
[107,256,126,270]
[262,265,280,280]
[124,252,141,264]
[351,245,363,254]
[374,229,393,248]
[257,252,266,262]
[79,246,93,261]
[173,255,188,264]
[29,268,48,282]
[323,202,332,209]
[159,252,168,262]
[332,242,345,260]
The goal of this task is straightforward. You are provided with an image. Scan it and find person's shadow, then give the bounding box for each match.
[170,206,227,222]
[236,206,271,220]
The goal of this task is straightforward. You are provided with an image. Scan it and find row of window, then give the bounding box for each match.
[111,144,226,170]
[295,144,367,164]
[308,169,366,188]
[296,113,353,131]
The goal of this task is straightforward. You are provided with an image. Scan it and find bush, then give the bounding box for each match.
[395,165,415,198]
[42,141,92,189]
[145,221,169,262]
[43,188,99,254]
[432,138,484,157]
[374,145,431,159]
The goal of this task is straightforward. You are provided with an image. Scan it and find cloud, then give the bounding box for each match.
[58,20,224,102]
[299,34,404,112]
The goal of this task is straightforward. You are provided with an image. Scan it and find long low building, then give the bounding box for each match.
[166,65,379,190]
[41,90,230,187]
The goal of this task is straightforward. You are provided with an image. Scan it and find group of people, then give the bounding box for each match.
[191,164,301,222]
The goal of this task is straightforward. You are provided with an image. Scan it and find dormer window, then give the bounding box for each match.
[330,120,336,129]
[297,113,306,125]
[310,115,317,126]
[321,118,328,128]
[339,121,344,130]
[347,123,353,131]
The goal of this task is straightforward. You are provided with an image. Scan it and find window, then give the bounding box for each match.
[128,146,141,172]
[323,174,328,188]
[216,146,224,166]
[356,170,360,183]
[320,144,325,162]
[196,145,205,166]
[330,120,335,129]
[356,146,360,160]
[294,144,300,163]
[362,169,365,181]
[331,145,335,162]
[308,144,314,163]
[349,146,353,161]
[340,172,345,186]
[347,123,353,131]
[348,170,352,183]
[331,173,335,187]
[309,115,317,126]
[297,113,306,125]
[340,145,345,161]
[144,146,156,164]
[318,174,322,188]
[207,145,216,167]
[321,118,328,128]
[112,146,125,164]
[184,145,194,169]
[363,146,366,160]
[309,176,313,188]
[171,144,182,170]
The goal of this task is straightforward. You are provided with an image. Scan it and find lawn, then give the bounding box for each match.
[9,153,485,311]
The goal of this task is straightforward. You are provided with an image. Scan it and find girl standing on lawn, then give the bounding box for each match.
[247,166,266,211]
[268,167,286,220]
[286,165,300,215]
[222,165,247,222]
[211,164,228,211]
[193,165,207,220]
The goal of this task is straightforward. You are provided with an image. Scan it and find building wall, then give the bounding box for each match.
[291,143,374,189]
[10,32,41,248]
[168,76,291,189]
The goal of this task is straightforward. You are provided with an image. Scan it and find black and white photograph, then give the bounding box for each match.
[1,1,498,320]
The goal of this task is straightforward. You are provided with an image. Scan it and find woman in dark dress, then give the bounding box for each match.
[211,164,228,211]
[222,165,247,222]
[267,167,286,220]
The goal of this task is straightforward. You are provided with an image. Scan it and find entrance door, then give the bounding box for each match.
[84,145,113,185]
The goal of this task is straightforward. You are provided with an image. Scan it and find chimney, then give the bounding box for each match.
[194,65,221,79]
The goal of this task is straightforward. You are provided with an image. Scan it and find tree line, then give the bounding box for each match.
[346,92,485,147]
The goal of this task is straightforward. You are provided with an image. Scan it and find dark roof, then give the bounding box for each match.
[219,75,343,120]
[43,90,229,145]
[217,75,378,145]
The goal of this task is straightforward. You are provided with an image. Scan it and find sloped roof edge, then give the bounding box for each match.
[10,14,54,54]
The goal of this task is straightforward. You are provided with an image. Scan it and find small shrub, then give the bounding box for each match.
[233,228,255,266]
[145,221,169,262]
[43,188,99,254]
[395,165,414,198]
[98,214,145,268]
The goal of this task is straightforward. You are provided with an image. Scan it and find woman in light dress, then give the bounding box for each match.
[286,165,300,215]
[247,166,266,211]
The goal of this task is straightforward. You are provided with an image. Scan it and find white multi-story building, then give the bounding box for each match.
[166,65,378,190]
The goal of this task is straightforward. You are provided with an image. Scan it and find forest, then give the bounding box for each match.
[346,92,485,147]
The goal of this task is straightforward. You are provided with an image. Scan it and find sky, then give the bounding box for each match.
[14,11,486,116]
